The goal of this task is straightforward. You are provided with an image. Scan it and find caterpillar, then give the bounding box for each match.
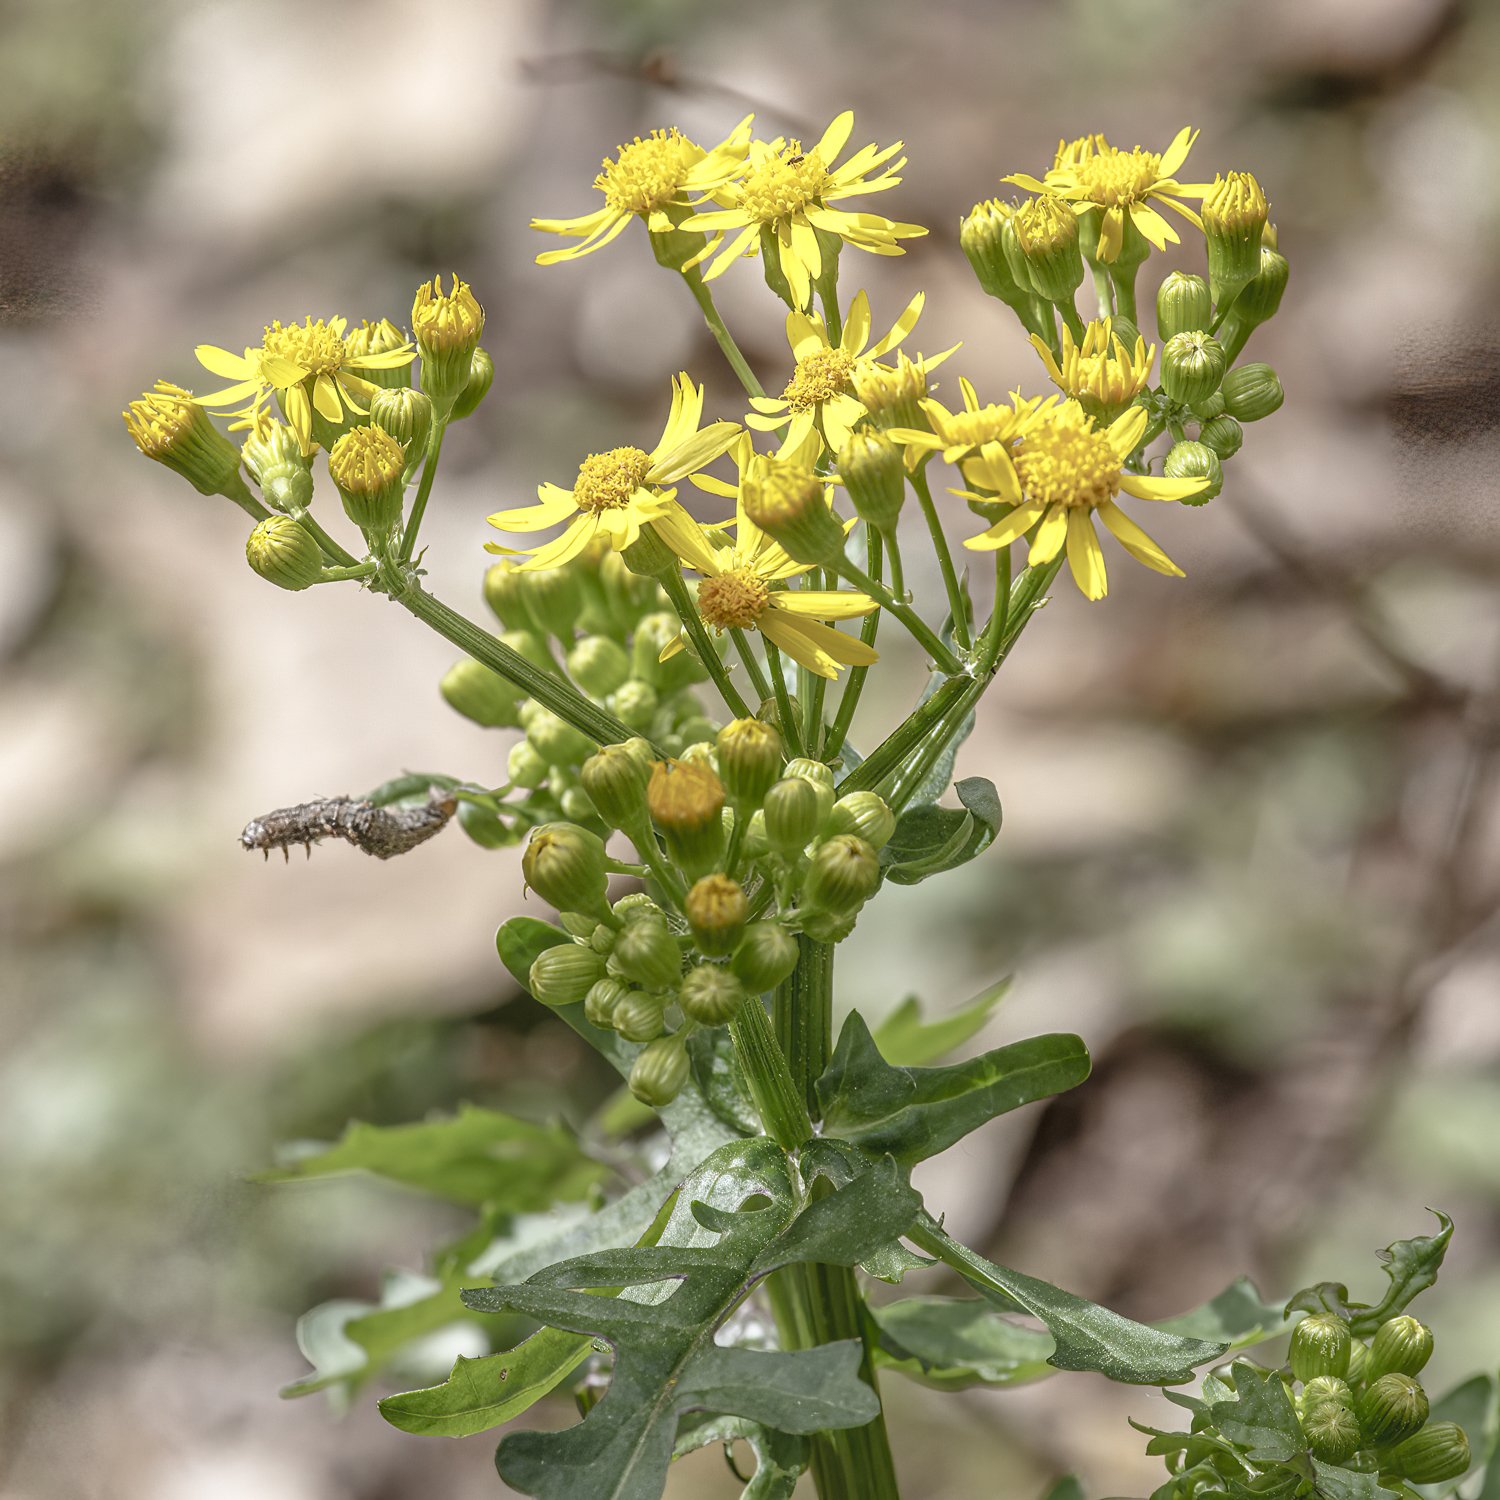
[240,789,457,861]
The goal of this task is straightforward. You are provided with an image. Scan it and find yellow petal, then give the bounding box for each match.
[812,110,855,165]
[868,290,924,359]
[760,608,877,678]
[961,499,1046,552]
[650,501,722,576]
[487,488,579,532]
[650,421,741,483]
[1029,332,1065,387]
[516,516,599,570]
[788,215,823,281]
[659,633,688,663]
[311,373,343,423]
[1158,125,1197,180]
[773,589,878,620]
[1029,504,1067,565]
[195,344,254,380]
[841,290,871,356]
[530,207,615,237]
[1128,201,1179,252]
[1095,205,1125,263]
[1107,404,1149,459]
[1065,510,1108,600]
[787,308,828,359]
[1095,499,1184,576]
[1119,474,1209,502]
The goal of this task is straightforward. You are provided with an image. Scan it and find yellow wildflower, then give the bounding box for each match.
[486,373,740,570]
[1029,317,1155,422]
[886,379,1055,494]
[123,381,243,495]
[689,111,927,309]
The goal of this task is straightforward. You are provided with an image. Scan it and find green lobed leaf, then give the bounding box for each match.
[870,977,1012,1066]
[879,776,1002,885]
[816,1010,1090,1167]
[1207,1362,1302,1464]
[872,1296,1055,1389]
[497,915,573,991]
[1422,1369,1499,1499]
[1153,1277,1291,1353]
[672,1415,807,1500]
[1306,1462,1402,1500]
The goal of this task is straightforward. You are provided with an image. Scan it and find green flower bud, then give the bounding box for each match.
[677,719,721,752]
[588,922,616,955]
[1300,1376,1355,1417]
[558,911,597,939]
[613,989,666,1044]
[1346,1339,1371,1386]
[731,921,800,991]
[1163,441,1223,505]
[440,658,526,728]
[1233,246,1288,331]
[716,718,784,810]
[838,428,906,535]
[1156,272,1212,341]
[566,635,631,697]
[1160,331,1227,408]
[609,916,682,992]
[633,612,699,689]
[784,758,837,827]
[742,461,844,567]
[613,892,662,925]
[368,386,433,479]
[598,550,663,631]
[1012,192,1085,306]
[1221,362,1284,422]
[482,560,538,632]
[528,943,605,1006]
[241,419,316,512]
[584,975,630,1029]
[804,834,881,913]
[1291,1314,1352,1383]
[828,791,896,850]
[629,1034,690,1106]
[526,707,594,768]
[619,523,679,579]
[851,352,931,433]
[685,874,748,957]
[960,198,1029,306]
[522,823,610,920]
[1201,172,1269,304]
[449,346,495,421]
[1301,1400,1361,1464]
[1384,1420,1470,1483]
[608,679,660,731]
[679,963,745,1025]
[1357,1373,1429,1447]
[764,777,823,857]
[1197,414,1243,459]
[579,740,653,831]
[1368,1317,1433,1380]
[328,424,406,535]
[524,566,586,641]
[1191,391,1226,421]
[647,759,726,880]
[412,274,485,417]
[124,381,245,498]
[741,808,769,861]
[560,786,596,823]
[245,515,324,591]
[508,739,549,789]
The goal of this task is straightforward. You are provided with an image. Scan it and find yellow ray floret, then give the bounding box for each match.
[1029,317,1155,421]
[885,378,1056,496]
[486,373,741,570]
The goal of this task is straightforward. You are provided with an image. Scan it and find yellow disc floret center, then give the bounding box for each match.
[329,425,405,493]
[1072,146,1161,207]
[782,348,855,411]
[262,318,346,376]
[125,383,196,453]
[739,142,830,222]
[598,129,700,215]
[1013,409,1122,511]
[697,567,770,630]
[574,446,652,512]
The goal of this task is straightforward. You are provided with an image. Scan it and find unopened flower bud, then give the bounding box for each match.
[743,462,844,567]
[609,679,660,731]
[620,523,680,579]
[560,786,596,823]
[567,635,631,697]
[828,791,896,850]
[852,353,931,433]
[328,424,406,535]
[524,566,585,641]
[343,318,413,389]
[1156,272,1212,341]
[1012,193,1085,306]
[716,718,784,809]
[633,612,694,686]
[579,740,652,831]
[242,416,308,489]
[731,922,800,991]
[1357,1372,1429,1447]
[764,777,822,857]
[679,720,721,755]
[508,739,549,789]
[1192,391,1226,421]
[609,915,682,992]
[1197,414,1243,459]
[412,273,485,416]
[440,658,526,728]
[559,911,597,940]
[528,943,605,1006]
[804,834,881,913]
[522,823,610,919]
[483,560,539,631]
[1233,245,1288,332]
[1222,362,1284,423]
[1369,1316,1433,1380]
[960,198,1029,306]
[614,989,666,1044]
[584,976,630,1030]
[629,1034,690,1106]
[1164,441,1223,506]
[124,382,244,498]
[1300,1376,1354,1417]
[1291,1314,1352,1383]
[1301,1400,1361,1464]
[449,346,495,421]
[1385,1420,1471,1483]
[1161,331,1226,408]
[245,515,324,591]
[839,429,906,535]
[367,386,433,483]
[647,759,726,879]
[679,963,745,1024]
[1201,171,1269,303]
[526,707,594,768]
[784,758,836,826]
[686,874,748,956]
[613,892,662,924]
[1345,1339,1370,1386]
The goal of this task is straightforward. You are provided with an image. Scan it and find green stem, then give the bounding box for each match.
[1208,281,1246,335]
[1091,263,1114,321]
[316,562,377,583]
[818,279,843,347]
[829,555,964,676]
[680,269,765,400]
[1109,263,1138,324]
[1055,300,1087,343]
[726,993,812,1149]
[774,934,832,1118]
[978,546,1012,658]
[801,568,829,758]
[728,628,772,704]
[765,641,805,758]
[294,509,358,567]
[658,569,754,720]
[222,471,271,524]
[823,529,885,763]
[908,463,970,650]
[836,674,970,796]
[622,816,688,907]
[399,419,447,562]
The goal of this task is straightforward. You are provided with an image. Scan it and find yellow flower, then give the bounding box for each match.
[886,379,1055,493]
[689,111,927,309]
[744,290,955,456]
[194,316,415,455]
[1005,127,1205,263]
[486,373,740,570]
[960,400,1208,601]
[1029,317,1155,422]
[123,380,242,495]
[530,117,754,265]
[653,438,878,680]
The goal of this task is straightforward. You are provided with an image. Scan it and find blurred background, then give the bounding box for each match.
[3,0,1500,1494]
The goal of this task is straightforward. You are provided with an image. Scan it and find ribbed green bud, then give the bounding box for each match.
[613,989,666,1044]
[613,892,662,925]
[1300,1376,1355,1417]
[522,823,610,920]
[1164,441,1223,506]
[784,758,836,826]
[685,874,749,957]
[1357,1373,1429,1447]
[608,679,660,731]
[560,786,596,823]
[559,911,597,940]
[245,515,324,591]
[632,612,693,687]
[838,428,906,535]
[242,420,316,512]
[567,635,631,697]
[507,739,549,789]
[259,460,316,515]
[1192,391,1226,421]
[579,740,652,831]
[716,718,784,809]
[528,943,605,1006]
[450,346,495,421]
[584,976,630,1030]
[1385,1420,1470,1483]
[742,462,843,567]
[764,777,823,857]
[730,921,800,991]
[1301,1400,1361,1464]
[482,560,538,632]
[328,424,407,535]
[1156,272,1212,341]
[1201,172,1269,303]
[1012,192,1085,306]
[1197,414,1243,459]
[524,566,585,641]
[679,963,745,1025]
[1233,247,1288,330]
[678,721,721,754]
[1291,1314,1352,1383]
[598,549,663,631]
[960,198,1029,306]
[1221,363,1284,422]
[647,759,726,880]
[588,922,617,955]
[1368,1316,1433,1380]
[1346,1338,1371,1386]
[629,1034,690,1106]
[804,834,881,913]
[440,658,526,728]
[1160,331,1227,407]
[609,916,682,992]
[828,792,896,850]
[525,707,594,768]
[368,386,433,479]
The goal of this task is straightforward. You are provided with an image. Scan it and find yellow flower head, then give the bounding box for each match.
[123,380,242,495]
[531,116,754,264]
[651,435,878,680]
[886,379,1054,493]
[194,316,415,455]
[689,111,927,310]
[486,373,741,571]
[961,400,1209,601]
[1005,127,1205,263]
[411,274,485,356]
[1029,317,1155,423]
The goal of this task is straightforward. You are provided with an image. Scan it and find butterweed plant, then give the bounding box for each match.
[124,114,1492,1499]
